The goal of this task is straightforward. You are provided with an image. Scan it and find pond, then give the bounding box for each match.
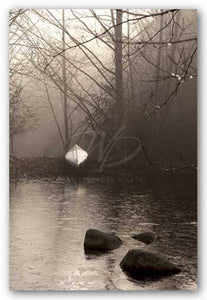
[9,177,197,291]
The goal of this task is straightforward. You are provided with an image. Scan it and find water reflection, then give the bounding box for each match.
[10,178,197,290]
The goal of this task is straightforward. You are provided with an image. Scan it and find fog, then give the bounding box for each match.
[9,9,197,169]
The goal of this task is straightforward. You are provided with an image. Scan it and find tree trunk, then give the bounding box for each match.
[62,9,69,151]
[10,104,14,155]
[115,9,123,129]
[10,133,14,155]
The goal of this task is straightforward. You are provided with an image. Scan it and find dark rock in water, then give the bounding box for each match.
[84,229,122,253]
[120,249,181,278]
[132,232,156,244]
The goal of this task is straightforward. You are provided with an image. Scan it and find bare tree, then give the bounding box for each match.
[9,9,197,168]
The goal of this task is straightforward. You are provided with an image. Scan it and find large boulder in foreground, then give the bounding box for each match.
[84,229,123,253]
[120,249,181,278]
[132,232,156,244]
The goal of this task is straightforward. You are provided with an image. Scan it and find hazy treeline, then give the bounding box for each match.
[9,9,197,170]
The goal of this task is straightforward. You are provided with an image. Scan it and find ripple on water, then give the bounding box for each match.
[10,179,197,291]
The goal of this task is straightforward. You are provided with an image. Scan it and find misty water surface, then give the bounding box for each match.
[10,178,197,291]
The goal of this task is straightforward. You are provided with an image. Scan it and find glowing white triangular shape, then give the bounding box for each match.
[65,144,88,166]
